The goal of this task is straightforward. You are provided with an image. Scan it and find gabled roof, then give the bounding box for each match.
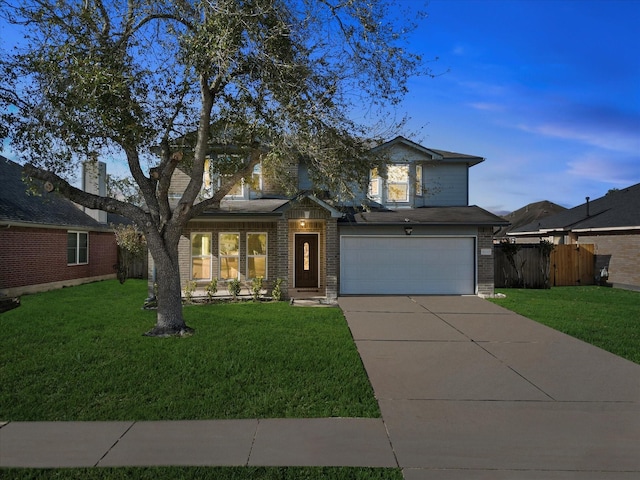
[368,136,485,167]
[0,156,108,229]
[494,200,567,237]
[342,205,509,226]
[510,183,640,236]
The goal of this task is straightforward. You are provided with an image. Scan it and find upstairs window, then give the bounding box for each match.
[387,165,409,202]
[368,167,381,200]
[67,231,88,265]
[203,156,262,200]
[191,233,212,280]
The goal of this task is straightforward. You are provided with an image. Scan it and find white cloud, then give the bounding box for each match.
[566,153,640,186]
[452,44,465,56]
[467,102,505,112]
[518,122,640,155]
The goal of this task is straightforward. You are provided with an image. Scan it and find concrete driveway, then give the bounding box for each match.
[339,295,640,479]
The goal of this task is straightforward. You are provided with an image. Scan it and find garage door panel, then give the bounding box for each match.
[340,236,475,295]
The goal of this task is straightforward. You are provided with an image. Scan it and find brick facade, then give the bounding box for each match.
[578,233,640,291]
[163,198,342,301]
[0,226,117,296]
[476,226,496,297]
[178,220,279,295]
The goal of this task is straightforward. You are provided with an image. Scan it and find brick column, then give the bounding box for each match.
[276,217,289,299]
[325,218,339,301]
[477,227,495,297]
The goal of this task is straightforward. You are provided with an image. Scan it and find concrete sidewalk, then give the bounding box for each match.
[0,418,395,468]
[340,295,640,479]
[2,295,639,479]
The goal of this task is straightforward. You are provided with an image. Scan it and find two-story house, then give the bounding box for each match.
[158,136,507,301]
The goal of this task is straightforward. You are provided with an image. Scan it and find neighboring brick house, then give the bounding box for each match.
[155,136,508,300]
[0,156,119,296]
[508,183,640,291]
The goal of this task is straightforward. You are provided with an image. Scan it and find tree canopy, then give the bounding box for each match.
[0,0,431,335]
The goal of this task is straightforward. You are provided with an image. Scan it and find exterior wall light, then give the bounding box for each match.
[404,226,413,235]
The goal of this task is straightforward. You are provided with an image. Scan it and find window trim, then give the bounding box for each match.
[387,164,410,203]
[219,232,241,280]
[190,232,212,281]
[368,167,381,200]
[246,232,268,280]
[204,157,263,201]
[415,164,423,197]
[67,231,89,266]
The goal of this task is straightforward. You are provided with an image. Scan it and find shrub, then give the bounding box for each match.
[250,277,264,301]
[205,279,218,301]
[183,280,197,303]
[227,279,241,300]
[272,278,283,302]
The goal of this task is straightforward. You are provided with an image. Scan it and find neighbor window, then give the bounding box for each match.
[219,233,240,280]
[415,164,423,196]
[67,231,88,265]
[247,233,267,279]
[387,164,409,202]
[191,233,212,280]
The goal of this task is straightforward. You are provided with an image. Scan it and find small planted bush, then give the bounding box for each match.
[271,278,283,302]
[183,280,197,303]
[206,278,218,301]
[227,279,241,300]
[250,277,264,301]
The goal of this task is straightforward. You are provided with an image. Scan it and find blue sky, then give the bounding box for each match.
[2,0,638,214]
[397,0,640,213]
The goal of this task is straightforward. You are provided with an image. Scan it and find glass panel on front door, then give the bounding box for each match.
[295,234,318,288]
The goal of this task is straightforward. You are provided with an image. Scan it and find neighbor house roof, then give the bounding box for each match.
[494,200,567,237]
[509,183,640,236]
[0,156,110,230]
[342,206,509,227]
[369,136,485,167]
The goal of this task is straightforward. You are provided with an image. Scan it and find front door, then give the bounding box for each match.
[295,234,319,288]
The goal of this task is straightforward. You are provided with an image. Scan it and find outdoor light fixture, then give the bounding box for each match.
[300,220,306,227]
[404,226,413,235]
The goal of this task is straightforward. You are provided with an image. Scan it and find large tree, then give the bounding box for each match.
[0,0,428,336]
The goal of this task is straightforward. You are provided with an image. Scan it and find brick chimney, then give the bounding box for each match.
[82,160,108,224]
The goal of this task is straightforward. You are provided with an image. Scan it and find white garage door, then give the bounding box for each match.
[340,236,475,295]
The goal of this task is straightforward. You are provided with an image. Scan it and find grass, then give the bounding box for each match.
[489,286,640,364]
[0,280,379,421]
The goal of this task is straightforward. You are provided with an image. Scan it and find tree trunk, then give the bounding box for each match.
[144,238,194,337]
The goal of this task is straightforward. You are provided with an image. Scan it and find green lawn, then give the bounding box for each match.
[0,280,379,421]
[489,286,640,364]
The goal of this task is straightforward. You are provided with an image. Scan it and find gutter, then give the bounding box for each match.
[571,225,640,234]
[0,220,113,232]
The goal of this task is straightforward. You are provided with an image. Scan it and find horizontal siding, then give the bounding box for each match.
[422,163,468,206]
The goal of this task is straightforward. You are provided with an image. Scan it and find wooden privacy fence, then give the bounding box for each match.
[116,246,148,281]
[550,243,595,286]
[495,243,594,288]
